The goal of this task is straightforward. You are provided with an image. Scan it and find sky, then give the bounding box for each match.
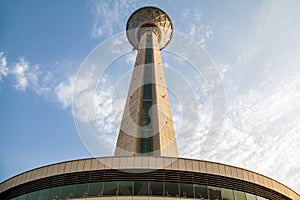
[1,0,300,194]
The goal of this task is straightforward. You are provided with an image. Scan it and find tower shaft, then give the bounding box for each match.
[115,30,178,157]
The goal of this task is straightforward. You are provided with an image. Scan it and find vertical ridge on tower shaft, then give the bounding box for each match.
[114,7,178,157]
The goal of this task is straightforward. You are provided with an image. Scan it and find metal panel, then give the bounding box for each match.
[199,161,206,173]
[70,161,78,173]
[77,160,85,171]
[253,173,259,184]
[242,169,249,181]
[64,162,72,173]
[171,159,179,170]
[57,163,65,174]
[236,168,244,180]
[90,159,99,171]
[230,167,238,179]
[119,157,127,169]
[218,164,226,176]
[51,164,59,176]
[192,160,199,172]
[127,157,134,169]
[84,159,92,171]
[141,156,149,169]
[211,163,219,175]
[185,159,193,171]
[149,157,156,169]
[224,165,232,178]
[112,157,120,169]
[134,156,142,168]
[206,162,213,174]
[178,159,185,171]
[156,157,164,169]
[104,157,113,169]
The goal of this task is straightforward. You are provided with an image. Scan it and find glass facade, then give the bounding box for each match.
[140,32,154,155]
[11,181,269,200]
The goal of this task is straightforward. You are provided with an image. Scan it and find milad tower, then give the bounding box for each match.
[0,6,299,200]
[115,6,178,157]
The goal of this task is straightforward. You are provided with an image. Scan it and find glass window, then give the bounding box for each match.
[180,183,193,198]
[149,181,163,196]
[141,137,152,153]
[118,181,133,196]
[49,186,61,200]
[37,188,50,200]
[221,188,234,200]
[103,181,117,196]
[74,183,88,198]
[144,66,152,82]
[17,194,27,200]
[165,182,179,197]
[89,182,103,197]
[194,184,208,199]
[143,84,152,100]
[208,186,221,200]
[60,184,75,199]
[233,190,246,200]
[27,191,39,200]
[146,33,152,43]
[145,49,153,63]
[134,181,148,196]
[245,193,257,200]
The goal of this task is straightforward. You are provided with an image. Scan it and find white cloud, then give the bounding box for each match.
[125,51,136,64]
[0,52,8,82]
[10,57,52,95]
[1,54,76,109]
[189,24,196,38]
[181,66,300,191]
[91,1,141,38]
[11,58,30,91]
[179,7,213,48]
[55,76,76,109]
[182,1,300,192]
[94,86,125,140]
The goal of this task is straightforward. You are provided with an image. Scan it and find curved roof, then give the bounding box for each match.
[0,157,299,200]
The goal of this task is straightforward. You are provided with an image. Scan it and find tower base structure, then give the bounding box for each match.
[0,157,299,200]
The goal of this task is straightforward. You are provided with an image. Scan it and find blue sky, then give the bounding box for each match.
[1,0,300,194]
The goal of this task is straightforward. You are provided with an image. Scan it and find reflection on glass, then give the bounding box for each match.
[37,188,50,200]
[60,184,74,199]
[150,181,163,196]
[9,182,272,200]
[180,183,193,198]
[221,188,234,200]
[233,190,246,200]
[74,183,88,198]
[208,186,221,200]
[17,194,27,200]
[103,181,117,196]
[194,184,208,199]
[119,181,133,196]
[246,193,257,200]
[134,181,148,196]
[88,182,103,197]
[165,182,179,197]
[27,191,38,200]
[48,186,61,200]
